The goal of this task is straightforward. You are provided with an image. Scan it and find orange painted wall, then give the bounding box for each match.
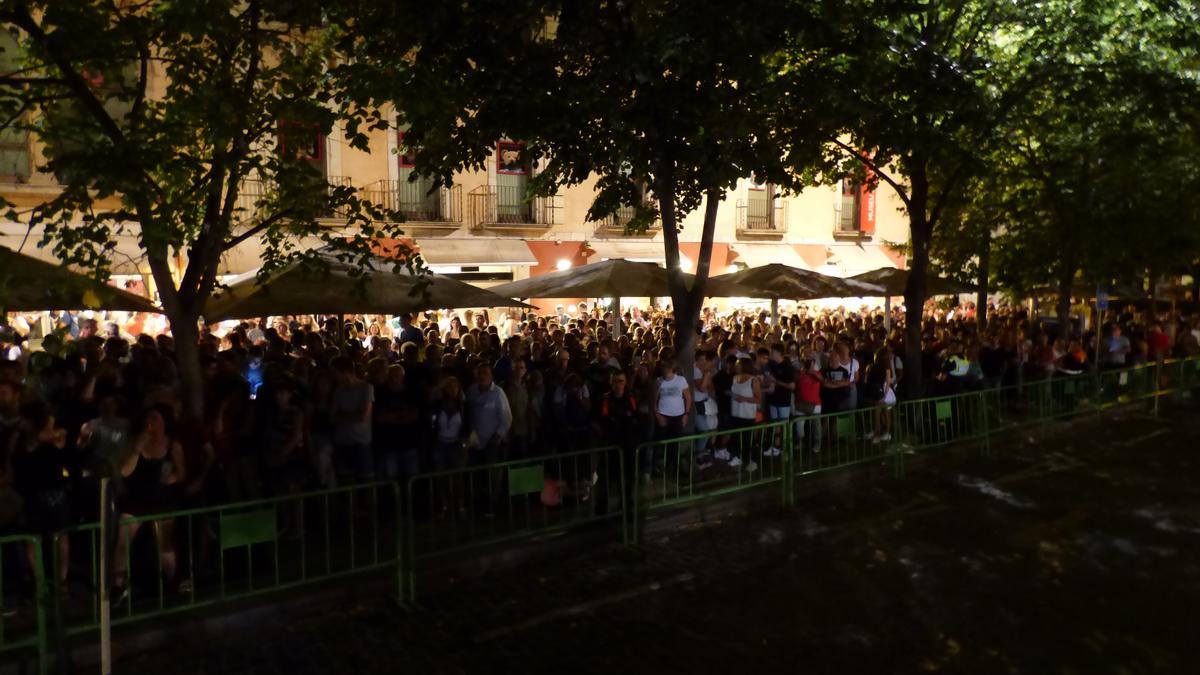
[523,240,591,315]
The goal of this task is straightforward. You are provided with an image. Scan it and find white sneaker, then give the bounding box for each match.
[879,433,892,441]
[728,456,743,468]
[714,449,731,462]
[871,435,881,445]
[696,454,714,469]
[811,444,821,454]
[765,447,781,457]
[746,461,758,473]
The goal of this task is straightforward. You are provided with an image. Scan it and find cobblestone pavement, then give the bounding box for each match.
[114,403,1200,675]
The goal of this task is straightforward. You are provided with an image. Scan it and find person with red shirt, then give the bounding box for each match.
[794,346,824,452]
[1147,321,1172,362]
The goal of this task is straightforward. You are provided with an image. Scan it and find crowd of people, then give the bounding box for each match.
[1,299,1198,594]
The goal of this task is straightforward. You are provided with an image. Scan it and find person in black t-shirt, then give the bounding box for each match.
[821,350,853,413]
[979,334,1008,389]
[5,400,71,585]
[764,344,795,421]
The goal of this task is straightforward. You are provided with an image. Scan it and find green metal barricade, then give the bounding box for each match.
[51,481,402,638]
[893,390,991,452]
[405,445,624,600]
[631,419,792,542]
[0,533,48,674]
[793,405,901,477]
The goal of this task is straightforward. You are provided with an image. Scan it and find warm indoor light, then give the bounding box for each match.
[725,264,742,275]
[556,258,572,271]
[679,258,692,272]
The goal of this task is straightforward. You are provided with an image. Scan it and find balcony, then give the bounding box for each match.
[362,179,461,225]
[234,175,353,223]
[736,198,787,239]
[467,184,559,230]
[235,178,268,222]
[833,201,871,240]
[593,205,661,236]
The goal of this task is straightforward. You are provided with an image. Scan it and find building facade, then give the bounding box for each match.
[0,104,908,305]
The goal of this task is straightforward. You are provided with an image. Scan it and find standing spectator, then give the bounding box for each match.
[114,405,186,602]
[372,364,422,479]
[728,358,761,472]
[504,358,534,459]
[432,377,468,514]
[493,337,521,386]
[554,373,592,452]
[329,356,374,483]
[979,333,1008,388]
[261,380,306,497]
[395,313,424,347]
[821,348,853,413]
[596,370,644,505]
[466,363,511,512]
[794,347,823,452]
[764,344,795,424]
[864,349,894,443]
[1147,321,1172,362]
[654,361,691,441]
[466,363,511,466]
[692,351,719,466]
[6,400,72,589]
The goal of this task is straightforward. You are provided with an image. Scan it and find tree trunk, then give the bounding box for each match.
[169,311,205,422]
[976,238,990,333]
[1056,267,1073,339]
[903,166,931,398]
[655,175,719,394]
[904,221,929,398]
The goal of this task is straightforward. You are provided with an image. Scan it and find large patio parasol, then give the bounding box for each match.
[848,267,977,330]
[203,248,531,321]
[489,258,756,336]
[0,246,160,312]
[849,267,977,297]
[706,263,886,323]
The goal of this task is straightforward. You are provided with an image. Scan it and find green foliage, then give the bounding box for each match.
[0,0,409,320]
[345,0,836,359]
[968,0,1200,298]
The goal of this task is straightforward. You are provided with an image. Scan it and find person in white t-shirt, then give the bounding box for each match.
[844,343,861,410]
[692,351,718,464]
[655,361,692,441]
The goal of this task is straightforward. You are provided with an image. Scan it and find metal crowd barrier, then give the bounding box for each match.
[6,355,1197,668]
[630,419,793,542]
[0,533,48,674]
[404,445,625,601]
[51,481,402,641]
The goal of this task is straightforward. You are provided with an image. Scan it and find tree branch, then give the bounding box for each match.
[827,136,912,210]
[222,207,294,252]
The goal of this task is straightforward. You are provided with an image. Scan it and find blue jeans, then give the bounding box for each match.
[794,405,822,447]
[694,413,718,454]
[768,405,792,421]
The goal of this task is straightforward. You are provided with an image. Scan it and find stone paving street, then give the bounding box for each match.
[113,402,1200,675]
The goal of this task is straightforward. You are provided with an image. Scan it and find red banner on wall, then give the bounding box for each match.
[857,158,877,234]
